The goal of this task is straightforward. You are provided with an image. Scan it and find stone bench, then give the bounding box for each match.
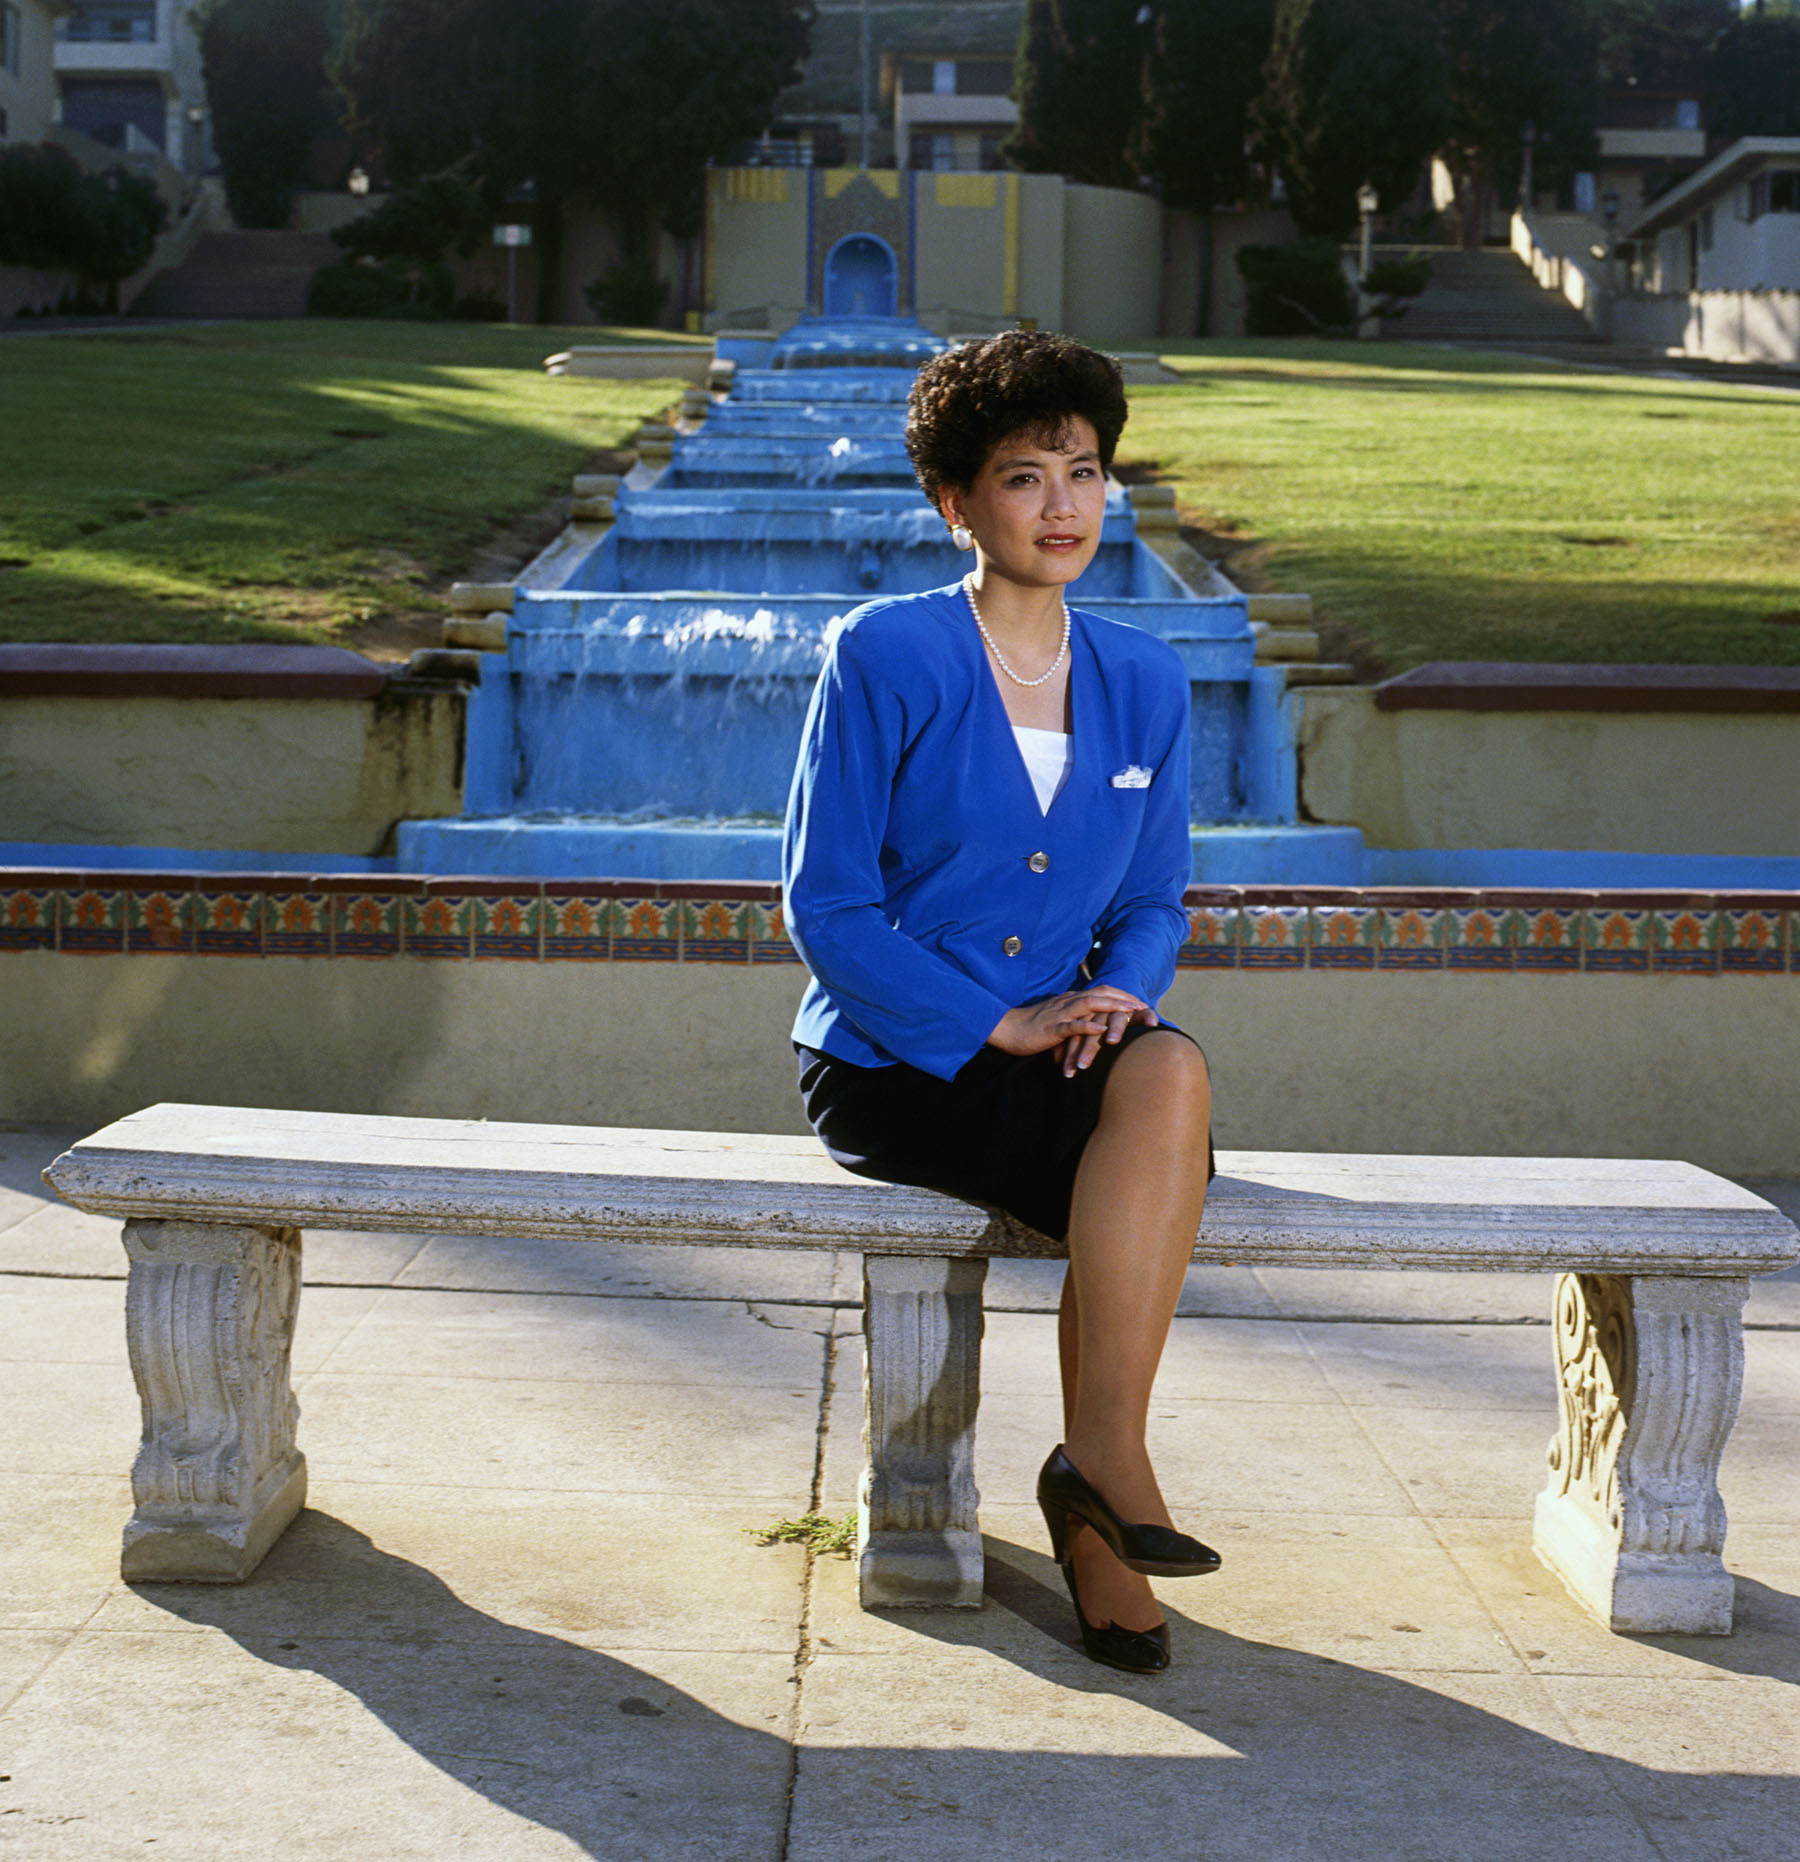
[46,1104,1799,1636]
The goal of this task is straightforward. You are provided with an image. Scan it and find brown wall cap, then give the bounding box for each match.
[0,644,389,700]
[1375,663,1800,714]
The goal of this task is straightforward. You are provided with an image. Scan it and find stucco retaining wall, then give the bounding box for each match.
[1299,687,1800,856]
[0,691,464,854]
[5,876,1795,1174]
[1611,290,1800,366]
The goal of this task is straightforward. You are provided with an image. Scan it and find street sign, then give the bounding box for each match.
[493,224,533,247]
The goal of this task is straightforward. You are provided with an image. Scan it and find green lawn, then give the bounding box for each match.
[4,326,1794,670]
[1122,341,1800,672]
[0,319,698,649]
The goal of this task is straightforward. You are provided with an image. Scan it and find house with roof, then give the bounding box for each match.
[1587,85,1709,225]
[1614,137,1800,363]
[885,50,1017,173]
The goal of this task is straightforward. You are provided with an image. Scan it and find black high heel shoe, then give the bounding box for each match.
[1036,1445,1222,1578]
[1060,1560,1170,1674]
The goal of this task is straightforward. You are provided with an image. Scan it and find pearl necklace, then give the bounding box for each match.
[963,574,1071,689]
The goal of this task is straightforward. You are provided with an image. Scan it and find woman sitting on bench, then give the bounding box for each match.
[784,331,1218,1675]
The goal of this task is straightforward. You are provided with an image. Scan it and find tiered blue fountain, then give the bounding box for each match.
[399,317,1321,881]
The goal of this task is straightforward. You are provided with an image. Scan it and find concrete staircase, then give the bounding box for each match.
[130,230,340,319]
[1384,246,1601,345]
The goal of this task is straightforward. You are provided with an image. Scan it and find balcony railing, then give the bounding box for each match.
[56,9,157,44]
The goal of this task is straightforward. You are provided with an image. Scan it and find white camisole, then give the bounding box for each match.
[1012,725,1074,815]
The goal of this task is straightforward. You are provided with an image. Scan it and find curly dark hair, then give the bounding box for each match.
[904,330,1127,510]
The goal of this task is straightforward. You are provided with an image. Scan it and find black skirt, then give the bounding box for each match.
[797,1023,1212,1244]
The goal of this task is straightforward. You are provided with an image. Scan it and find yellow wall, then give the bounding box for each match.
[912,169,1005,330]
[706,166,810,330]
[704,167,1160,339]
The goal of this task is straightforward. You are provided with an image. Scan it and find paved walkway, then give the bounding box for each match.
[3,1123,1797,1860]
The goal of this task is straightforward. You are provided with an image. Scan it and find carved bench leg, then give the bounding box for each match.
[120,1218,307,1583]
[858,1254,986,1609]
[1533,1272,1747,1635]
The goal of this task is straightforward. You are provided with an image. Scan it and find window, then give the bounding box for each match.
[978,131,1007,171]
[1748,170,1800,219]
[960,61,1015,96]
[932,59,955,96]
[1699,206,1713,252]
[1675,98,1700,131]
[1,3,19,80]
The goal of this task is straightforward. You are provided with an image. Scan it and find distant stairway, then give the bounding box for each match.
[1383,246,1601,345]
[131,230,339,319]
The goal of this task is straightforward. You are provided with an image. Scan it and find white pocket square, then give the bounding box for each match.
[1110,765,1153,789]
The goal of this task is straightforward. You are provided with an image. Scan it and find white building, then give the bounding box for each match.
[53,0,206,174]
[1614,138,1800,363]
[1626,136,1800,294]
[0,0,66,144]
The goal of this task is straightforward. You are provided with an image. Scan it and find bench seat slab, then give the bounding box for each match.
[120,1219,307,1583]
[859,1255,987,1608]
[1534,1272,1746,1635]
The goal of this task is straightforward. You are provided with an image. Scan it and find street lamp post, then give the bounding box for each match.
[1356,181,1379,282]
[1520,120,1536,213]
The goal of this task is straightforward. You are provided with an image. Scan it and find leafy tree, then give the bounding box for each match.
[334,0,811,323]
[1597,0,1735,88]
[1254,0,1447,239]
[1006,0,1146,190]
[1134,0,1276,211]
[575,0,814,262]
[1435,0,1597,247]
[1709,3,1800,139]
[197,0,335,228]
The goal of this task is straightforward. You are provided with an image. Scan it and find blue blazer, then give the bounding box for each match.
[783,581,1191,1081]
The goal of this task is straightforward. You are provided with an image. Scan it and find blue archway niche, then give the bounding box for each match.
[823,234,899,318]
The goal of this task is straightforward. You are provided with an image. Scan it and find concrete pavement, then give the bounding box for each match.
[2,1121,1798,1860]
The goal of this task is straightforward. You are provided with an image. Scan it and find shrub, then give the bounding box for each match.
[333,170,488,269]
[0,143,165,301]
[1237,237,1355,337]
[1363,252,1431,299]
[311,170,488,320]
[307,257,411,317]
[584,256,667,326]
[452,291,508,322]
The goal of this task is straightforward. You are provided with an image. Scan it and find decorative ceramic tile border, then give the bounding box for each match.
[0,872,1794,974]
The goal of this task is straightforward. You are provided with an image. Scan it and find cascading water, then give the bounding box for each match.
[399,315,1314,881]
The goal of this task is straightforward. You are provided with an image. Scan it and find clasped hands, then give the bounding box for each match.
[988,984,1158,1079]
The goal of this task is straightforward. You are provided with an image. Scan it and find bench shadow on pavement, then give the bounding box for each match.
[134,1513,1800,1859]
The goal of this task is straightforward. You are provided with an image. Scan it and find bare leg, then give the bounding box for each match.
[1055,1032,1212,1633]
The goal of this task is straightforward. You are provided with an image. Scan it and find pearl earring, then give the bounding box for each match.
[950,523,974,551]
